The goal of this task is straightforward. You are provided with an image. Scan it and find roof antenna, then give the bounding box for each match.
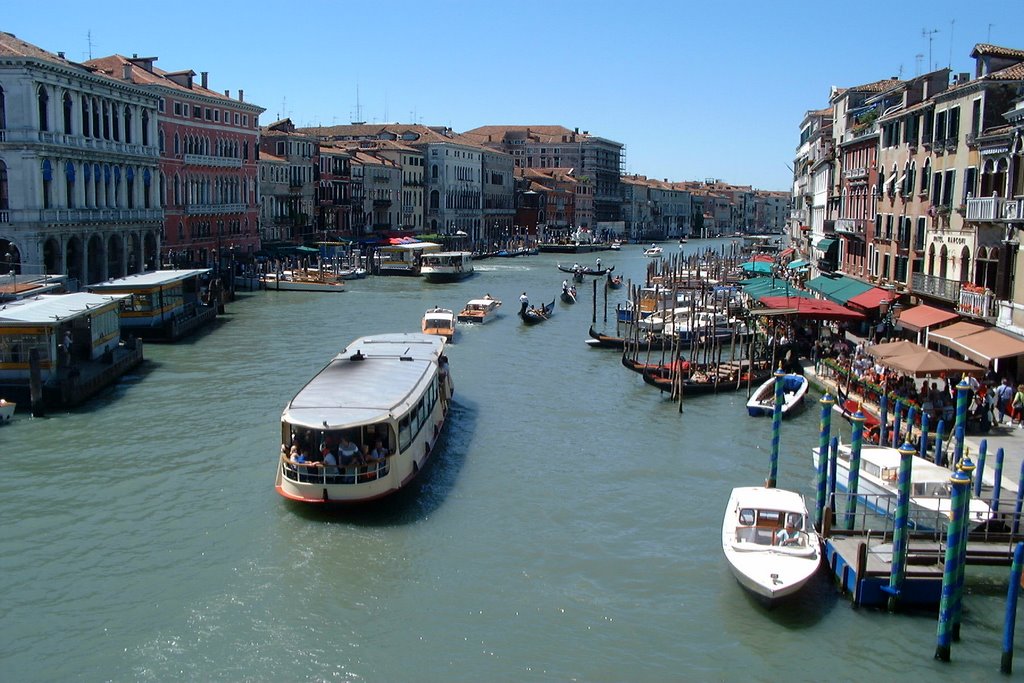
[948,18,955,69]
[922,27,940,72]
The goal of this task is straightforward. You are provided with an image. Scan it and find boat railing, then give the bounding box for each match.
[280,456,389,485]
[827,491,1006,538]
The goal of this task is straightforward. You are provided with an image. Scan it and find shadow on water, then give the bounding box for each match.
[283,395,477,527]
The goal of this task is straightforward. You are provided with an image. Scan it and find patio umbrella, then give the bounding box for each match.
[867,340,926,359]
[877,349,984,377]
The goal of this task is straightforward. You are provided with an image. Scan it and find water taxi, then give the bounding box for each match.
[722,486,821,601]
[643,244,663,258]
[422,307,455,341]
[275,333,453,504]
[260,271,346,292]
[420,251,474,283]
[456,297,501,324]
[0,398,14,424]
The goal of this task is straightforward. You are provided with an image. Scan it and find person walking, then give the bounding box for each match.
[996,378,1015,425]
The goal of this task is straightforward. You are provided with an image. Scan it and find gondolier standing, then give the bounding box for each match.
[519,292,529,315]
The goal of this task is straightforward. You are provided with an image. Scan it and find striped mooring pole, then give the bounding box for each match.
[1001,542,1024,674]
[891,398,903,448]
[919,411,930,461]
[846,411,866,530]
[878,393,889,446]
[1014,458,1024,536]
[934,419,946,466]
[886,441,918,611]
[973,439,988,497]
[815,393,834,531]
[953,456,976,641]
[766,367,785,488]
[828,436,839,519]
[992,447,1005,517]
[952,376,971,468]
[935,467,972,662]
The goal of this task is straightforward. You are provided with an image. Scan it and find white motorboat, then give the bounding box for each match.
[275,333,453,504]
[643,245,663,257]
[722,487,821,601]
[260,271,346,292]
[636,306,691,332]
[0,398,14,424]
[609,240,622,251]
[746,373,809,417]
[422,307,456,342]
[810,443,994,530]
[457,297,501,324]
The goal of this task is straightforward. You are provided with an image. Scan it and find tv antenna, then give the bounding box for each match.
[86,29,94,60]
[987,23,994,42]
[922,27,940,71]
[915,54,924,77]
[948,19,955,69]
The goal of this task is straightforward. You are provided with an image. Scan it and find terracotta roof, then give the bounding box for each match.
[304,123,493,152]
[849,78,903,93]
[259,152,286,163]
[0,31,79,65]
[987,62,1024,80]
[877,98,934,123]
[463,125,585,145]
[971,44,1024,60]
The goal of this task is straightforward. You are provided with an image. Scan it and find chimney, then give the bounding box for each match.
[201,71,208,89]
[224,89,230,98]
[123,63,132,80]
[133,53,138,58]
[238,89,244,102]
[57,51,65,59]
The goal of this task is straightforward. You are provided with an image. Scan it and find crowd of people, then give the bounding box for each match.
[283,428,392,481]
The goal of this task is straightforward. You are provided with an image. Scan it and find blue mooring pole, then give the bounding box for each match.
[993,447,1006,517]
[846,411,866,530]
[919,411,930,461]
[892,399,903,448]
[974,439,988,497]
[886,442,917,611]
[952,457,976,641]
[879,394,889,446]
[934,419,946,466]
[1014,459,1024,536]
[935,468,972,662]
[815,394,834,531]
[828,436,839,519]
[952,377,971,468]
[1002,542,1024,674]
[906,405,917,447]
[767,367,785,488]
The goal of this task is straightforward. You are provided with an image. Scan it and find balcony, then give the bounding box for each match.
[185,203,248,215]
[846,168,868,181]
[958,286,997,320]
[8,207,163,223]
[184,153,243,168]
[834,218,866,236]
[912,272,961,303]
[966,197,1024,222]
[4,130,160,158]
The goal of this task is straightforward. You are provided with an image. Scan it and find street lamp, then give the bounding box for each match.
[877,297,903,342]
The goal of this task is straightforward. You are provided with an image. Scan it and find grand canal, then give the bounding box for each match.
[0,240,1013,681]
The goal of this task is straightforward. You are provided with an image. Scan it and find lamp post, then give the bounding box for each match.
[877,296,903,342]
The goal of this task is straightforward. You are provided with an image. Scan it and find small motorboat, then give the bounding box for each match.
[643,245,663,258]
[609,240,622,251]
[560,285,577,304]
[746,373,809,418]
[0,398,15,424]
[457,296,501,324]
[520,298,555,325]
[722,486,821,601]
[422,307,455,342]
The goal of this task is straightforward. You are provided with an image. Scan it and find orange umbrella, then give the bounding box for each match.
[877,349,984,377]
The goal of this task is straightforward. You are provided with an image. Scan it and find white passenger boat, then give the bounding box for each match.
[260,271,346,292]
[810,443,993,530]
[275,333,453,504]
[422,307,455,342]
[420,251,474,283]
[643,245,663,257]
[746,373,808,417]
[0,398,14,424]
[456,297,501,324]
[722,487,821,601]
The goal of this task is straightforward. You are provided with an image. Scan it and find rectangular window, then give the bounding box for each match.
[192,105,201,118]
[963,167,977,204]
[970,99,982,138]
[158,98,165,113]
[947,107,960,141]
[934,111,946,143]
[214,110,220,122]
[915,217,926,250]
[173,102,182,116]
[923,110,934,142]
[942,169,956,207]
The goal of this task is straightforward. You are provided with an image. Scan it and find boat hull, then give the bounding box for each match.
[746,374,808,418]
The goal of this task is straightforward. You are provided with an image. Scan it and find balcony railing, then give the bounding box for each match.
[6,208,164,223]
[846,168,868,180]
[911,272,961,303]
[184,153,243,168]
[966,197,1024,222]
[834,218,866,235]
[4,130,160,158]
[958,286,997,319]
[185,203,248,215]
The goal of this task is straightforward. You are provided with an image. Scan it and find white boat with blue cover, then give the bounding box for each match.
[746,373,808,417]
[722,486,821,601]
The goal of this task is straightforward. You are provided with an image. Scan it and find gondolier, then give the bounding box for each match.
[519,292,529,315]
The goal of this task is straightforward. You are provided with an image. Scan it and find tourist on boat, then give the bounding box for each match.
[371,439,389,460]
[338,437,359,466]
[323,448,339,475]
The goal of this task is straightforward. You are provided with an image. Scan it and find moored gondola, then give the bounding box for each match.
[586,325,625,349]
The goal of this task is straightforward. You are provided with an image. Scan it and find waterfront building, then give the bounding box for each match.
[85,54,264,269]
[315,145,353,240]
[519,168,577,241]
[789,107,834,266]
[481,147,514,244]
[462,125,624,231]
[0,33,163,286]
[256,151,290,243]
[621,175,655,240]
[258,119,317,245]
[349,150,401,237]
[755,191,790,233]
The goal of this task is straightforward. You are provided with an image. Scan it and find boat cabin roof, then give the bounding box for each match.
[87,269,211,290]
[729,486,808,515]
[283,333,445,431]
[465,298,498,307]
[0,292,128,325]
[842,445,955,483]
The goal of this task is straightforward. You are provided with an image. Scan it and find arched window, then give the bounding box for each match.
[921,159,931,194]
[927,243,935,275]
[939,245,948,279]
[124,105,133,144]
[63,92,73,134]
[91,97,100,137]
[173,175,181,205]
[431,164,438,179]
[141,111,149,146]
[959,246,970,283]
[0,160,8,211]
[102,100,110,139]
[65,161,76,208]
[37,85,49,131]
[174,132,180,155]
[112,104,120,141]
[0,84,6,130]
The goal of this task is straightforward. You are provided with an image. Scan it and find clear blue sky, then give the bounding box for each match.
[5,1,1012,191]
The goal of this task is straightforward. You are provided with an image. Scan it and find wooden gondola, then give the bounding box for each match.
[641,362,773,396]
[520,298,555,325]
[573,270,584,283]
[557,264,614,276]
[606,272,624,289]
[586,325,625,349]
[561,286,577,304]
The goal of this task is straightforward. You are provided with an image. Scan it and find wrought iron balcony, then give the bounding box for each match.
[184,153,243,168]
[14,207,164,223]
[911,272,961,303]
[185,203,248,215]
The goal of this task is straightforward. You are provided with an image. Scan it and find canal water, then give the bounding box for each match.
[0,240,1012,681]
